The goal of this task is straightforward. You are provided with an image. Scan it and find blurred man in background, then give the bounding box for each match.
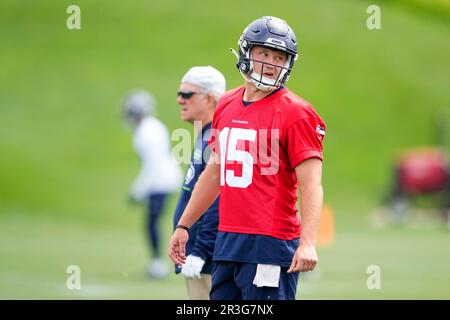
[173,66,226,299]
[123,90,182,279]
[169,16,326,300]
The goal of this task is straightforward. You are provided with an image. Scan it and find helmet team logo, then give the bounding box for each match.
[316,124,325,141]
[232,16,298,92]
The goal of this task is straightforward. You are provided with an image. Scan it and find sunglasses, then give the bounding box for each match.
[177,90,203,99]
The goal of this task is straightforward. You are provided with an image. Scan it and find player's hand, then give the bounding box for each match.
[287,244,318,273]
[181,255,205,279]
[168,228,189,266]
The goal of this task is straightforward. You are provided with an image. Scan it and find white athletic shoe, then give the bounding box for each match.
[147,259,169,279]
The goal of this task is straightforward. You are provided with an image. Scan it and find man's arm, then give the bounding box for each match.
[287,157,323,273]
[168,152,221,265]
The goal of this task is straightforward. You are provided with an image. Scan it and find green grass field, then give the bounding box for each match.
[1,214,449,299]
[1,0,449,299]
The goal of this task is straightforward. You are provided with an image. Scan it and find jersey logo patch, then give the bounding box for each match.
[316,124,325,140]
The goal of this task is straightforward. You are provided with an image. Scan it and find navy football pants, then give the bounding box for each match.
[146,193,168,258]
[210,261,299,300]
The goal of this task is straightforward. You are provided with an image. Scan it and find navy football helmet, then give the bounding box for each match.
[122,90,156,126]
[232,16,298,91]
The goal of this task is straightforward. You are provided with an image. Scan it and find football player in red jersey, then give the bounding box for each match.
[169,16,326,300]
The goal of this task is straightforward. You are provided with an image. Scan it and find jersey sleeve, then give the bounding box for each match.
[286,117,326,168]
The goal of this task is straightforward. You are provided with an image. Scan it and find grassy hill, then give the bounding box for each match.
[0,0,449,299]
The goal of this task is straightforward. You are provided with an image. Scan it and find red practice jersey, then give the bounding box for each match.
[208,86,326,240]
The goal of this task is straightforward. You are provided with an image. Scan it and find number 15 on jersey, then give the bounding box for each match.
[219,127,257,189]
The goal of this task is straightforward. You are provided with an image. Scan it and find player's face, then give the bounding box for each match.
[177,83,209,123]
[250,46,287,80]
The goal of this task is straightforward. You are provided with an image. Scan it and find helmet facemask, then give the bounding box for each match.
[236,36,297,92]
[247,55,293,92]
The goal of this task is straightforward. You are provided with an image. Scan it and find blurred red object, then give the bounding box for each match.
[396,148,449,195]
